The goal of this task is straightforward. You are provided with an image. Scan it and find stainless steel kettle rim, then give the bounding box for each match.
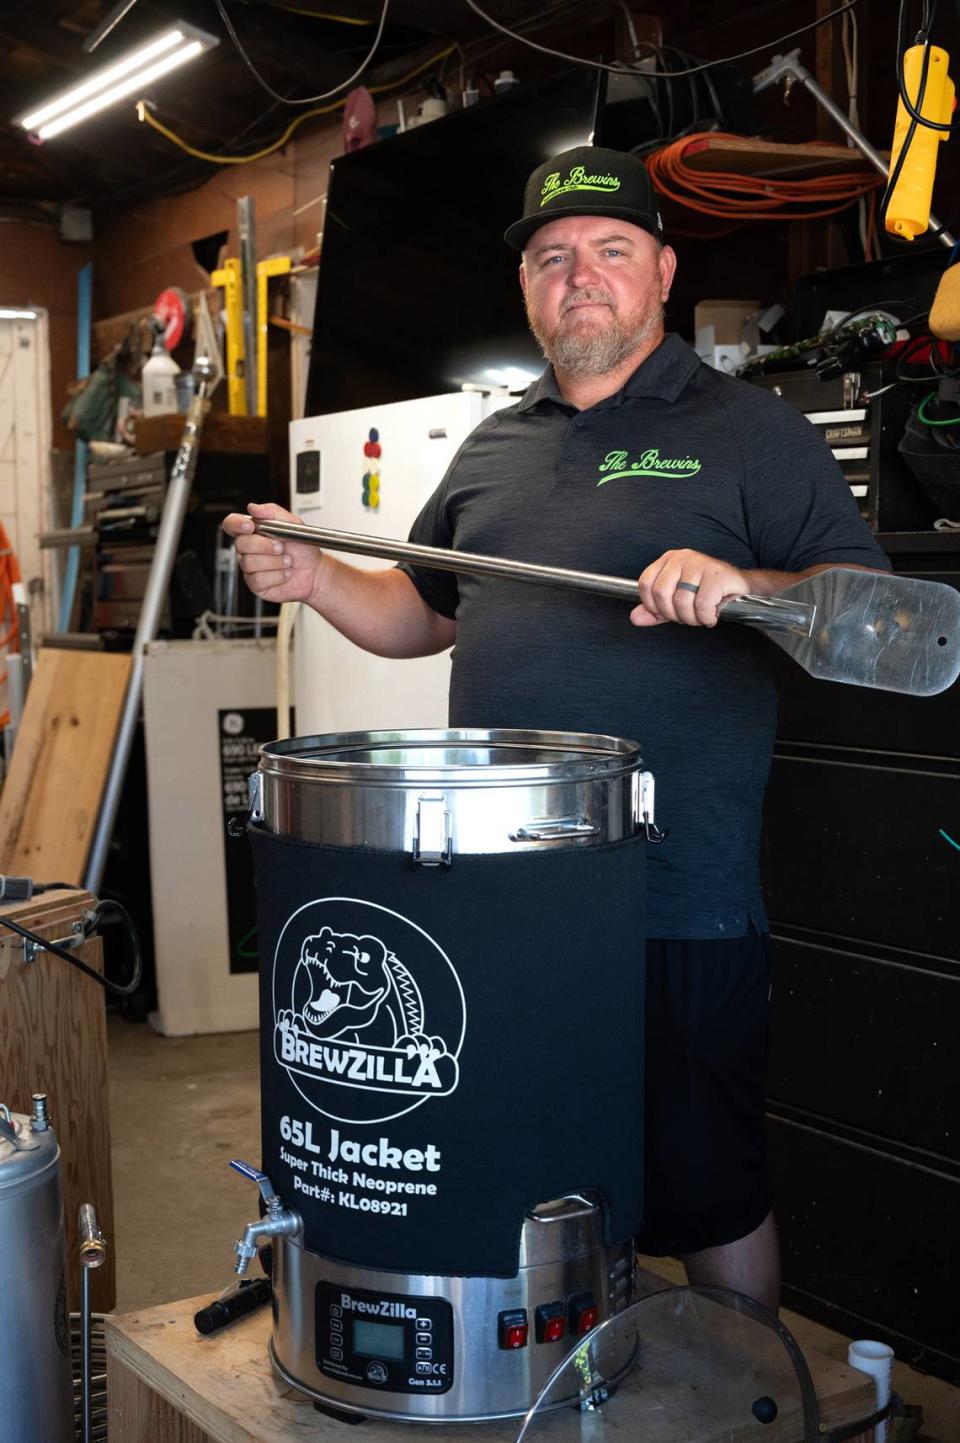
[258,728,644,789]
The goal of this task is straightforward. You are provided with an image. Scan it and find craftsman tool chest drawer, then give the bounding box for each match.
[762,755,960,956]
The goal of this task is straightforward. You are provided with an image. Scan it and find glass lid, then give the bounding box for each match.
[514,1286,820,1443]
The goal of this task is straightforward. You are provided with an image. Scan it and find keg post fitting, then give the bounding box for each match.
[78,1203,106,1443]
[78,1203,107,1269]
[30,1093,50,1132]
[230,1159,300,1275]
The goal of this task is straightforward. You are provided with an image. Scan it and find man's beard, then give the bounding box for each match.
[526,285,663,378]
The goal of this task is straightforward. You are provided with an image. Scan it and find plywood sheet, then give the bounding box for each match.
[0,888,115,1312]
[683,135,885,181]
[0,648,130,883]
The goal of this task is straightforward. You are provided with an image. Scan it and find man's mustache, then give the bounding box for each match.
[560,288,615,316]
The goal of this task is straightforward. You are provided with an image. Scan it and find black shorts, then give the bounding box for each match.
[635,926,772,1257]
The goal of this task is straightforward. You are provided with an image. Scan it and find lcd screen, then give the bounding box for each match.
[353,1319,406,1361]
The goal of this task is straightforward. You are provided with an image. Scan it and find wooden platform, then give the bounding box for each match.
[105,1280,876,1442]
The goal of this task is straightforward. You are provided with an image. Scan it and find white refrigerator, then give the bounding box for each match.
[289,391,511,735]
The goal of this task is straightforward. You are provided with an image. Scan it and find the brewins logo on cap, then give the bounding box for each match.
[539,163,622,209]
[504,144,664,249]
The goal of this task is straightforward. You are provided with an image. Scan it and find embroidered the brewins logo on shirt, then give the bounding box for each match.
[596,448,702,486]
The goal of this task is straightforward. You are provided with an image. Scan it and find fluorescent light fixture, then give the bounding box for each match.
[484,366,541,390]
[18,23,217,141]
[0,308,39,320]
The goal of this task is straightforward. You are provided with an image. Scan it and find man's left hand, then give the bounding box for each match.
[631,549,751,629]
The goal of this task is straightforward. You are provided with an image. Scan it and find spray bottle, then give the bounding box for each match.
[141,317,180,416]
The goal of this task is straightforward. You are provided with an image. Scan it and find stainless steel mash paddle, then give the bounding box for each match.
[256,519,960,697]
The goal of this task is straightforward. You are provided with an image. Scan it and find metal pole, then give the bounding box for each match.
[81,1264,92,1443]
[84,361,213,893]
[59,262,93,632]
[238,196,258,417]
[753,50,956,249]
[78,1202,106,1443]
[254,519,816,632]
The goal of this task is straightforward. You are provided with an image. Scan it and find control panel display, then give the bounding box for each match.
[316,1282,454,1394]
[353,1319,405,1361]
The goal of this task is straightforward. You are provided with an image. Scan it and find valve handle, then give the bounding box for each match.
[230,1159,277,1207]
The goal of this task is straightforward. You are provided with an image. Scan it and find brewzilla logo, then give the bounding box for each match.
[273,899,465,1126]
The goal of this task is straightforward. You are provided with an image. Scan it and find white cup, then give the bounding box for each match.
[847,1339,894,1443]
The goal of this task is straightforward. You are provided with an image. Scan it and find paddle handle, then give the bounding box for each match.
[255,520,815,635]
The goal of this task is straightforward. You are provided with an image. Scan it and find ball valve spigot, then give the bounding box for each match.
[230,1160,301,1276]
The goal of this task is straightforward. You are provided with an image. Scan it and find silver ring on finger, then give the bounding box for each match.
[676,580,700,594]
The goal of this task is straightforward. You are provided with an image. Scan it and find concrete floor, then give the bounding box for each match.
[107,1014,960,1440]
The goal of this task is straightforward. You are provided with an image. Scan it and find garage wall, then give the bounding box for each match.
[91,100,392,321]
[0,222,92,451]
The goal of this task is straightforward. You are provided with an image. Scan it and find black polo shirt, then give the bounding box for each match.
[401,334,888,939]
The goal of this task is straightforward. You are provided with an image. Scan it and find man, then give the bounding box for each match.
[224,144,888,1313]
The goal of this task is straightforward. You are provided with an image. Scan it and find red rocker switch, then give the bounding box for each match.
[498,1309,528,1350]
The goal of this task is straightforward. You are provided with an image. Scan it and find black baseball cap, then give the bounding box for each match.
[504,144,663,251]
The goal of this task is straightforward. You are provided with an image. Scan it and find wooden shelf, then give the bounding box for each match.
[681,135,884,181]
[133,411,268,456]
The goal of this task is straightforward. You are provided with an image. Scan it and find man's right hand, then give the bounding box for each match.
[222,502,322,605]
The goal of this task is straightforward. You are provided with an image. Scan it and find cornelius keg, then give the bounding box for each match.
[238,729,655,1423]
[0,1095,73,1443]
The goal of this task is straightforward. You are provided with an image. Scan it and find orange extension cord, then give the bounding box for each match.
[0,522,22,730]
[645,131,885,225]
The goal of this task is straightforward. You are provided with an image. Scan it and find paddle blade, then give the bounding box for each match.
[761,568,960,696]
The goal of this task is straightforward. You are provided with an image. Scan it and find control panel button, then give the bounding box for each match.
[417,1318,431,1330]
[416,1331,432,1344]
[415,1361,432,1375]
[498,1309,528,1350]
[330,1347,343,1361]
[330,1319,342,1333]
[535,1302,566,1344]
[330,1305,341,1318]
[569,1292,599,1337]
[416,1347,432,1360]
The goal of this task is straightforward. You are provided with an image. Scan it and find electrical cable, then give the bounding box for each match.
[136,45,455,164]
[861,381,900,398]
[0,898,143,997]
[213,0,390,105]
[895,0,960,133]
[894,331,959,380]
[918,390,960,422]
[270,6,375,21]
[0,524,21,651]
[842,6,871,259]
[138,0,575,172]
[644,131,883,223]
[461,0,861,78]
[0,523,22,730]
